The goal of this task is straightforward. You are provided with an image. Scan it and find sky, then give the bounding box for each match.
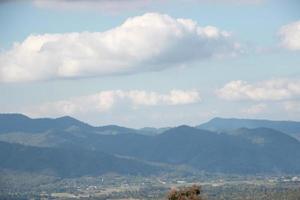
[0,0,300,128]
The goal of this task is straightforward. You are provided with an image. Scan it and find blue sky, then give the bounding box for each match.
[0,0,300,127]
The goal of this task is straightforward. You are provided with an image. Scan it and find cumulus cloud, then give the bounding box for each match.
[0,13,240,83]
[217,79,300,101]
[278,20,300,51]
[25,89,201,116]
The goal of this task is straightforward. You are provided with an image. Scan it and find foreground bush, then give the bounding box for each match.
[167,185,203,200]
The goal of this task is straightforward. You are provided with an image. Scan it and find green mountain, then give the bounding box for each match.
[198,117,300,140]
[0,141,163,178]
[100,126,300,174]
[1,114,300,176]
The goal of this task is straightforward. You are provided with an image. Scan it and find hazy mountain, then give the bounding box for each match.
[0,114,92,134]
[0,114,139,147]
[198,117,300,140]
[117,126,300,174]
[80,125,300,174]
[1,114,300,175]
[0,141,163,178]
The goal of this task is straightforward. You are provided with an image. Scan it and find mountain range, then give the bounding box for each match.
[198,117,300,140]
[1,113,300,177]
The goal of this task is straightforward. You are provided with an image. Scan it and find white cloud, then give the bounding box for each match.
[241,103,267,114]
[278,20,300,51]
[126,89,201,106]
[217,79,300,101]
[25,89,201,116]
[0,13,240,83]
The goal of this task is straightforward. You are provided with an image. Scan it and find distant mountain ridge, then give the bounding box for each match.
[198,117,300,140]
[0,114,92,133]
[1,113,300,177]
[0,113,137,135]
[94,126,300,174]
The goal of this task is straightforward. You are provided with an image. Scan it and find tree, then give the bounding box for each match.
[167,185,203,200]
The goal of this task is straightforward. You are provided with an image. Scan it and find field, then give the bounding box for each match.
[1,171,300,200]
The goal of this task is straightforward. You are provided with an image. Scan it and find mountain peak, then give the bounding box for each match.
[55,115,85,124]
[0,113,31,119]
[176,125,194,129]
[56,115,75,120]
[198,117,300,140]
